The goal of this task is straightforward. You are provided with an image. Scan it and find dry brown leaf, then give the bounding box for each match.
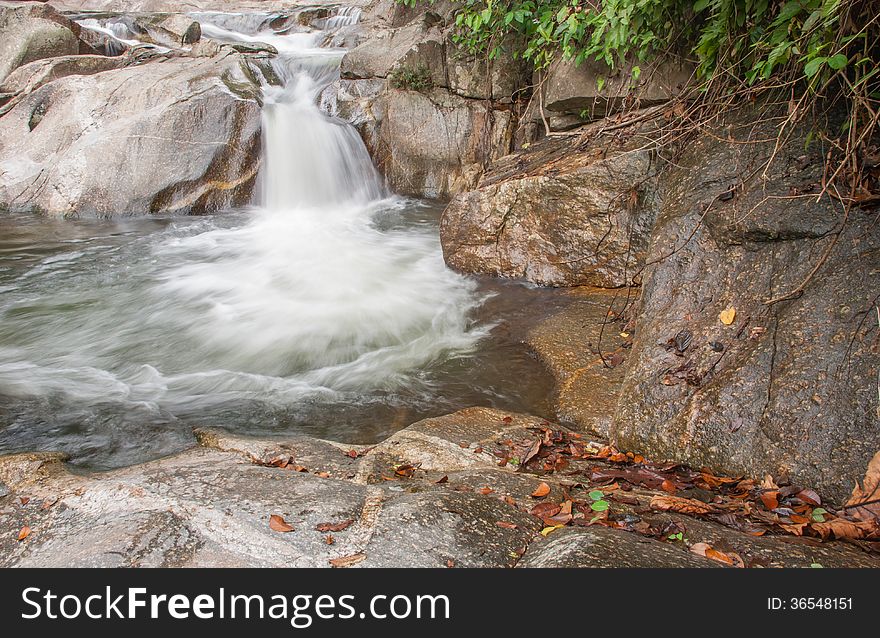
[434,475,449,484]
[778,522,808,536]
[719,307,736,325]
[650,494,717,515]
[325,535,335,545]
[17,526,31,541]
[315,471,331,478]
[496,521,518,529]
[269,514,295,533]
[690,542,741,566]
[811,518,879,540]
[315,519,354,533]
[760,491,779,510]
[19,496,30,505]
[329,553,366,568]
[531,482,551,498]
[846,451,880,522]
[661,479,676,494]
[479,487,494,495]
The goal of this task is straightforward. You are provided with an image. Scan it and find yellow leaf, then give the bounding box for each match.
[719,307,736,325]
[540,526,558,536]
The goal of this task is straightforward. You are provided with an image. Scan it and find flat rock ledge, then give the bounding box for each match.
[1,407,876,568]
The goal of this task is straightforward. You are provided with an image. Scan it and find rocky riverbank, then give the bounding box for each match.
[0,0,877,566]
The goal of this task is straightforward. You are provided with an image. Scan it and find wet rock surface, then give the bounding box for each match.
[2,408,876,567]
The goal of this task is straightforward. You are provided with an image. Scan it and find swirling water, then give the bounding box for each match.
[0,10,558,469]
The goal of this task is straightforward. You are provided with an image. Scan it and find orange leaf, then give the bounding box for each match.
[760,491,779,510]
[479,487,494,495]
[269,514,295,533]
[329,553,366,568]
[531,482,551,498]
[811,518,879,540]
[19,496,30,505]
[661,479,676,494]
[719,307,736,325]
[315,519,354,533]
[17,526,31,541]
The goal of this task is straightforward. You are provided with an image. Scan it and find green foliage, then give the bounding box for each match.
[395,0,878,100]
[389,64,435,92]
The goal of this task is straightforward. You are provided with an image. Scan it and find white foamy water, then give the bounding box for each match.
[0,10,526,467]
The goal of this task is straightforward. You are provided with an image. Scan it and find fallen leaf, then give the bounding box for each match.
[719,307,737,325]
[315,471,330,478]
[502,416,513,423]
[760,491,779,510]
[325,535,335,545]
[329,553,367,568]
[434,475,449,484]
[530,503,561,519]
[690,542,738,566]
[846,451,880,522]
[315,519,354,533]
[19,497,30,505]
[479,487,494,495]
[473,447,484,454]
[811,518,879,540]
[502,495,517,506]
[796,489,821,506]
[496,521,518,529]
[345,449,359,459]
[661,479,676,494]
[17,526,31,541]
[650,495,717,515]
[446,559,454,568]
[531,482,551,498]
[540,526,558,536]
[269,514,295,533]
[40,498,58,510]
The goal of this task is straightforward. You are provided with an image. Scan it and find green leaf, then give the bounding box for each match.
[810,563,824,568]
[803,56,827,78]
[588,490,605,501]
[590,499,610,512]
[693,0,711,12]
[811,507,828,522]
[827,53,848,70]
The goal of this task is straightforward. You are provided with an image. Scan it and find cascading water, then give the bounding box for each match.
[0,9,556,468]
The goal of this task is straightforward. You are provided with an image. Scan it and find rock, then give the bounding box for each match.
[0,52,263,216]
[3,407,875,567]
[332,5,530,197]
[542,57,692,119]
[0,54,126,114]
[519,527,716,567]
[335,82,515,196]
[526,288,631,437]
[441,132,659,286]
[153,14,201,46]
[0,1,87,83]
[611,114,880,504]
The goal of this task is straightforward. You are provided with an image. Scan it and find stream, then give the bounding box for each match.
[0,9,561,469]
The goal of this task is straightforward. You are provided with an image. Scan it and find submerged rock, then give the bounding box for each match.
[0,51,264,216]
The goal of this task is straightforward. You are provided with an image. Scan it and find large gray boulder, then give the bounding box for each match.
[0,1,92,83]
[441,133,659,286]
[0,51,264,216]
[611,116,880,504]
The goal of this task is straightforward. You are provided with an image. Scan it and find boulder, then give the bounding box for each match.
[611,115,880,504]
[0,1,88,83]
[368,87,515,197]
[542,57,693,119]
[440,133,659,286]
[0,51,264,216]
